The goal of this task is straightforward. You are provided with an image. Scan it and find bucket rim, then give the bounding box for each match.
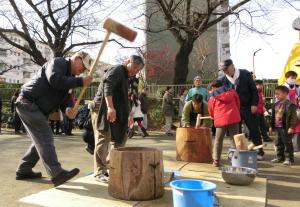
[170,179,216,191]
[228,148,258,153]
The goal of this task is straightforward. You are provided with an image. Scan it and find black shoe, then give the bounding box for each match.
[85,146,94,155]
[16,171,42,180]
[127,129,134,139]
[263,137,272,142]
[51,168,80,187]
[141,127,149,137]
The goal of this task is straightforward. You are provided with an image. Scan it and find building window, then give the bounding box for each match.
[0,49,6,56]
[0,63,5,71]
[23,71,30,78]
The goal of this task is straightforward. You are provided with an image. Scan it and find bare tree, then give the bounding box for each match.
[0,0,127,66]
[142,0,300,84]
[190,39,218,80]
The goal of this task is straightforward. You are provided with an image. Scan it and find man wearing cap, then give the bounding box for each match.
[89,55,144,183]
[185,76,209,102]
[15,51,93,186]
[219,59,264,159]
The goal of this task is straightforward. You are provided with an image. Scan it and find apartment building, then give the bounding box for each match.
[0,33,110,84]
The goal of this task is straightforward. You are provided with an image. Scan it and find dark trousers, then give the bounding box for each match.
[275,128,294,161]
[256,113,269,139]
[240,107,263,153]
[16,98,63,178]
[14,112,22,132]
[63,115,73,135]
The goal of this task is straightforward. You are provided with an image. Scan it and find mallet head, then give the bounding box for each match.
[103,18,137,42]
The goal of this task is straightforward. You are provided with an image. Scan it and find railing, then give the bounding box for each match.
[147,83,278,100]
[0,82,278,102]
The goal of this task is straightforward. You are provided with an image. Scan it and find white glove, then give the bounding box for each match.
[88,101,95,110]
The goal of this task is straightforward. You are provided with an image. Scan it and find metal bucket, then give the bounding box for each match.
[228,148,257,170]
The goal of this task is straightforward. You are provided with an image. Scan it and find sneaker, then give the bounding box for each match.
[95,174,109,183]
[257,155,264,161]
[51,168,80,187]
[283,160,292,166]
[271,158,284,163]
[16,171,42,180]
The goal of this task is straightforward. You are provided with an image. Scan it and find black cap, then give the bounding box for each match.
[219,59,233,71]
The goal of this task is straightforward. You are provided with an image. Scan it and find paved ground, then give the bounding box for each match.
[0,129,299,207]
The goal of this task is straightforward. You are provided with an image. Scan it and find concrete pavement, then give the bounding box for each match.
[0,129,299,206]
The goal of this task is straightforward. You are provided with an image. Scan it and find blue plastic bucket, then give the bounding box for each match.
[170,179,216,207]
[228,149,257,170]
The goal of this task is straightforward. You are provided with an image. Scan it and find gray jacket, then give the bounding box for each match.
[93,65,129,144]
[21,57,83,115]
[162,91,174,117]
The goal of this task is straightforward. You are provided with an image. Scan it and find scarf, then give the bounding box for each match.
[226,69,240,89]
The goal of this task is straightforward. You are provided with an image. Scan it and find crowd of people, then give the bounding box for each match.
[0,51,299,188]
[6,89,76,136]
[161,59,299,167]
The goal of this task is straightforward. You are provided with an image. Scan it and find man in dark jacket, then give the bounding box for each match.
[219,59,264,159]
[15,51,93,186]
[89,55,144,183]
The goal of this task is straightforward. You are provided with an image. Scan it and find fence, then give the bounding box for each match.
[0,82,278,103]
[147,83,278,100]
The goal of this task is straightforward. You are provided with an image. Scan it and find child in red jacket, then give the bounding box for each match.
[255,80,272,142]
[208,80,241,167]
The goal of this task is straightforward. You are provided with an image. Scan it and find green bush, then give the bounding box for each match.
[148,98,164,129]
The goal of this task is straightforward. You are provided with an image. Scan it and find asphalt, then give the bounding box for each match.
[0,129,299,207]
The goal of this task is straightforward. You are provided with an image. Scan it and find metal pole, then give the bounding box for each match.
[253,48,262,78]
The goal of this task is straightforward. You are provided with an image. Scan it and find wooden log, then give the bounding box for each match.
[234,133,248,150]
[176,127,212,163]
[108,147,164,201]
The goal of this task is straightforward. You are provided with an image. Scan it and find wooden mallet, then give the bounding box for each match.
[73,18,137,110]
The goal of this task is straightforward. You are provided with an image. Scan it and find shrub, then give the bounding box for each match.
[148,98,164,129]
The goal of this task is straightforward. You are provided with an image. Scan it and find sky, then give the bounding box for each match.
[1,0,299,80]
[230,3,300,79]
[93,1,300,80]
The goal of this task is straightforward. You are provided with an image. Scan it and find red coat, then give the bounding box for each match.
[208,88,241,127]
[257,89,264,114]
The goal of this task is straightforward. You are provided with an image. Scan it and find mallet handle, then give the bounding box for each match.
[198,116,212,120]
[74,31,111,111]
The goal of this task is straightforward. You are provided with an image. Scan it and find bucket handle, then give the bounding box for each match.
[214,193,221,207]
[227,151,234,161]
[209,191,221,207]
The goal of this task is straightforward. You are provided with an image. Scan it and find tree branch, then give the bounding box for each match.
[207,0,251,28]
[46,0,60,28]
[0,31,33,56]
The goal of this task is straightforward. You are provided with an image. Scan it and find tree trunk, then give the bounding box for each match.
[173,40,194,84]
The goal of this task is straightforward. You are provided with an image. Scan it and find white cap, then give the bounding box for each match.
[74,51,93,70]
